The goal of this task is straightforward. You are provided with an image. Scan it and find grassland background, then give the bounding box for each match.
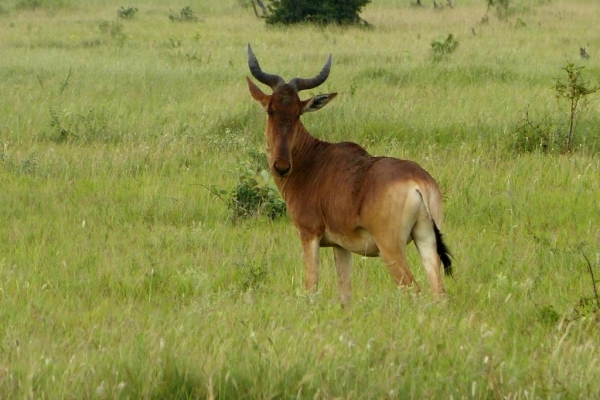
[1,0,600,398]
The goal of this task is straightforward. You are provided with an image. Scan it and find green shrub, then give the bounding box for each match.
[169,6,198,22]
[231,164,286,220]
[16,0,43,9]
[117,6,138,19]
[208,154,286,221]
[0,151,38,177]
[237,259,269,292]
[48,106,115,144]
[554,62,600,152]
[537,305,560,326]
[513,62,599,154]
[265,0,371,25]
[486,0,510,19]
[15,0,70,11]
[512,109,564,154]
[98,20,127,45]
[431,34,459,61]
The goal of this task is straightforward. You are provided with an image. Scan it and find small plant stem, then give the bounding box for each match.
[582,253,600,311]
[201,184,228,206]
[567,97,577,152]
[60,67,72,95]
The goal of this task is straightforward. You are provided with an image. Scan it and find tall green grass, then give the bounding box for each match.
[1,0,600,398]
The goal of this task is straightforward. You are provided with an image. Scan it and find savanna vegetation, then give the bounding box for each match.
[1,0,599,398]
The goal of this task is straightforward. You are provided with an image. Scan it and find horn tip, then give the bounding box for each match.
[247,43,257,59]
[247,44,258,67]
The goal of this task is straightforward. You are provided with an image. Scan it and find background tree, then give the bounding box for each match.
[265,0,371,25]
[250,0,268,18]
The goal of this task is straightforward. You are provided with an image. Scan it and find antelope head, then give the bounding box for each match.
[246,44,337,177]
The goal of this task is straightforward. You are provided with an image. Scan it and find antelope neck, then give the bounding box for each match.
[274,124,330,195]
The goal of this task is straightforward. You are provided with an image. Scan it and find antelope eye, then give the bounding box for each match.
[267,109,274,116]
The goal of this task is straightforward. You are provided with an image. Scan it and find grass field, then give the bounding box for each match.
[1,0,600,398]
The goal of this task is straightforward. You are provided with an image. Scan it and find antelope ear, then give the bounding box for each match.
[246,77,270,109]
[301,93,337,113]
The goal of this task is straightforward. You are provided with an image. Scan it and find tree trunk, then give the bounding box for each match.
[251,0,267,18]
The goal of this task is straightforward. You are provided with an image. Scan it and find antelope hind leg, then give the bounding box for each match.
[376,237,421,294]
[412,221,446,299]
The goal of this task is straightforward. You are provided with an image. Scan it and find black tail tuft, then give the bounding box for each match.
[433,223,452,276]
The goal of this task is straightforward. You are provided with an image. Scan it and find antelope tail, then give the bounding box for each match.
[433,223,452,276]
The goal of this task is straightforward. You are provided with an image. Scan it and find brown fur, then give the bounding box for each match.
[246,61,451,307]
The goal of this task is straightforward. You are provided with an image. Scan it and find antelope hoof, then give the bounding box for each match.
[340,296,352,310]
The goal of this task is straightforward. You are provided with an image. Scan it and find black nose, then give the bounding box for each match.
[273,163,290,177]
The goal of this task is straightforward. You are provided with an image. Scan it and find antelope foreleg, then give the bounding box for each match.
[301,238,320,292]
[333,247,352,308]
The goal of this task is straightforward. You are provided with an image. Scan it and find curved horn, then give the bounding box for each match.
[247,44,285,90]
[288,54,332,92]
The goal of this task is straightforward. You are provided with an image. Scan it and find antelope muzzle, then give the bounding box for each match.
[273,158,291,177]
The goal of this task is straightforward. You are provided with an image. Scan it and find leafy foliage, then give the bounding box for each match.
[98,20,127,45]
[513,62,599,154]
[265,0,371,25]
[431,34,459,61]
[16,0,42,9]
[570,254,600,323]
[554,62,600,152]
[48,106,115,143]
[169,6,198,22]
[15,0,69,10]
[512,108,564,154]
[232,165,285,220]
[486,0,510,19]
[237,259,269,292]
[117,6,138,19]
[209,154,286,221]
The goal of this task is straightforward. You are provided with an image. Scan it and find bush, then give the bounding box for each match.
[16,0,44,9]
[117,6,138,19]
[15,0,70,11]
[513,62,599,154]
[512,108,564,154]
[208,153,286,221]
[554,62,600,152]
[265,0,371,25]
[431,34,459,61]
[486,0,510,19]
[98,20,127,45]
[169,6,198,22]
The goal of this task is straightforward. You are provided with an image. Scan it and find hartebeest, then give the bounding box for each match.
[246,44,452,306]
